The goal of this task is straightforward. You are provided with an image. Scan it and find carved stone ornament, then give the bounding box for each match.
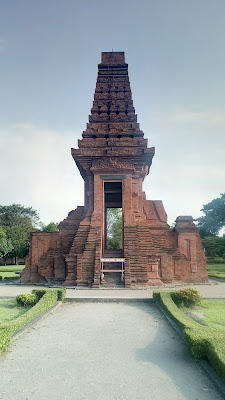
[91,157,134,171]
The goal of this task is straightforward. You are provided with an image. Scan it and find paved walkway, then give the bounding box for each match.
[0,278,225,299]
[0,301,223,400]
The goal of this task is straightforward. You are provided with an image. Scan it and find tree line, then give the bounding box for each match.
[197,193,225,258]
[0,204,58,264]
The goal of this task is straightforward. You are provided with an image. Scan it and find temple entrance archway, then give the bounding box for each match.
[21,51,208,288]
[101,181,124,286]
[104,181,123,255]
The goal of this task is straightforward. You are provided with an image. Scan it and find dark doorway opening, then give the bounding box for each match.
[102,181,124,286]
[104,181,123,254]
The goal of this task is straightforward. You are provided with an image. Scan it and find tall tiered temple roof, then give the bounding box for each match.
[83,51,143,138]
[72,51,154,181]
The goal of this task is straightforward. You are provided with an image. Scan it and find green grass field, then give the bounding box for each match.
[207,263,225,278]
[186,299,225,331]
[0,271,20,279]
[0,265,24,280]
[155,291,225,382]
[0,265,25,272]
[0,298,29,324]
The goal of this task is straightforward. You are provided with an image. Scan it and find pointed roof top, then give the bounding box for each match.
[82,51,143,138]
[101,52,126,65]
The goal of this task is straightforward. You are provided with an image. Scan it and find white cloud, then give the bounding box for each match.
[142,106,225,225]
[0,116,224,228]
[168,110,225,126]
[0,123,83,224]
[151,108,225,126]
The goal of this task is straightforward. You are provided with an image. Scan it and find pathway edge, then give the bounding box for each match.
[155,301,225,399]
[11,301,62,342]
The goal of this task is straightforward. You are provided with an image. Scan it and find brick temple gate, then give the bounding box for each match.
[21,52,207,287]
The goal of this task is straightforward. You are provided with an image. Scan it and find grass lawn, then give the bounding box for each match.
[153,291,225,382]
[0,271,20,280]
[0,265,25,272]
[207,263,225,278]
[0,298,29,324]
[185,299,225,331]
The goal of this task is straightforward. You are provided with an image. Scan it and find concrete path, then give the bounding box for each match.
[0,278,225,299]
[0,301,223,400]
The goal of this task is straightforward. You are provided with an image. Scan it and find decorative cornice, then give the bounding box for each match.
[91,157,134,171]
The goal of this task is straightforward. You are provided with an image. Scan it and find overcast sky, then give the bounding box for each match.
[0,0,225,226]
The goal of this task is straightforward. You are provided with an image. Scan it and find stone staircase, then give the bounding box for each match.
[124,225,189,286]
[151,234,188,260]
[124,226,152,285]
[36,206,85,284]
[77,226,101,286]
[64,225,90,285]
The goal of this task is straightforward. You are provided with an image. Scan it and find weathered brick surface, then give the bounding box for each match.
[21,52,207,286]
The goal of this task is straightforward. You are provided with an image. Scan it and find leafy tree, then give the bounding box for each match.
[41,222,59,232]
[106,208,123,249]
[0,204,40,263]
[0,204,39,228]
[6,226,31,258]
[198,226,214,239]
[197,193,225,235]
[202,236,225,258]
[0,226,5,241]
[0,226,13,264]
